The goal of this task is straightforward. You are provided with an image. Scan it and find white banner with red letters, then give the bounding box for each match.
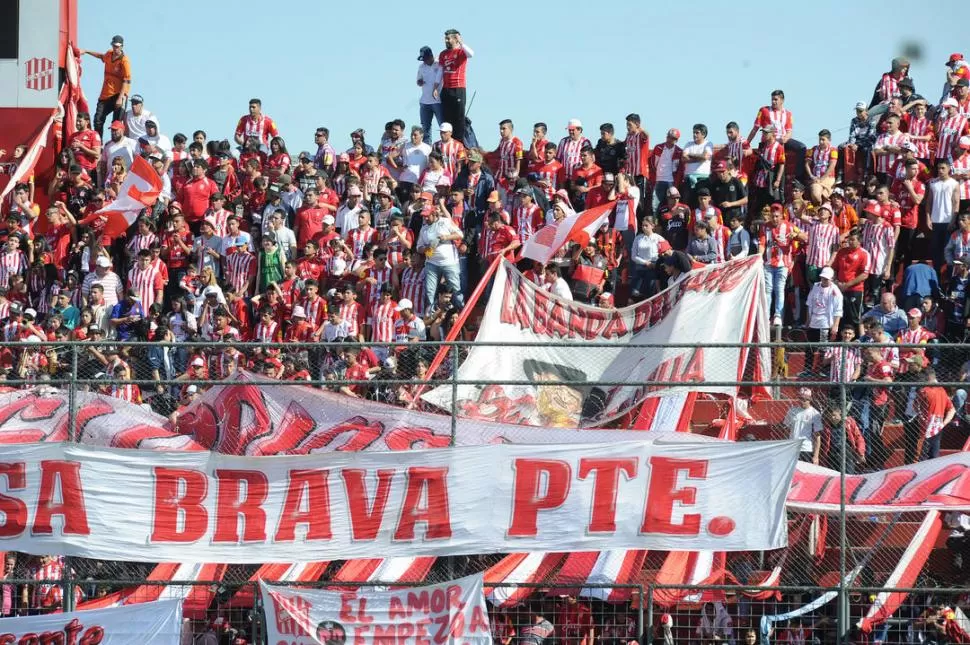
[0,439,797,562]
[0,599,182,644]
[260,575,491,645]
[422,257,770,427]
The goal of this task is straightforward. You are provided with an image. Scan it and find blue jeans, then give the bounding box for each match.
[424,262,463,313]
[764,265,788,318]
[653,181,672,212]
[420,103,445,144]
[632,267,658,299]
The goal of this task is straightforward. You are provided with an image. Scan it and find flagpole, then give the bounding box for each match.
[407,252,506,408]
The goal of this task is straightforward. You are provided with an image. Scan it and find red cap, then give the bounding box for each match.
[109,120,124,130]
[713,160,728,171]
[769,203,784,213]
[863,200,882,216]
[657,239,672,254]
[949,53,965,64]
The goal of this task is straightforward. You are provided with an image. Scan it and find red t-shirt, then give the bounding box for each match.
[68,130,102,171]
[557,604,595,645]
[438,47,468,89]
[177,177,219,221]
[295,207,329,249]
[832,247,870,293]
[867,360,894,406]
[890,178,925,230]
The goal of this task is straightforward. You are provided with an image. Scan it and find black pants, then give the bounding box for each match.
[94,94,123,138]
[804,327,825,373]
[441,87,467,144]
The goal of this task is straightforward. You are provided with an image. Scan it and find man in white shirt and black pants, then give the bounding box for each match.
[416,46,443,144]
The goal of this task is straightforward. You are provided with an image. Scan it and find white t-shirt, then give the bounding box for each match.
[542,277,573,300]
[416,63,443,105]
[682,140,714,176]
[335,203,365,234]
[928,177,959,225]
[146,133,173,157]
[613,185,640,231]
[399,142,432,184]
[418,218,461,266]
[654,145,677,183]
[102,137,138,169]
[124,108,156,140]
[784,405,823,453]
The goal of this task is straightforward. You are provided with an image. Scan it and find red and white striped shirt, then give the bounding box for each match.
[936,114,969,162]
[2,320,22,342]
[824,345,862,383]
[496,137,523,178]
[31,558,66,609]
[399,266,426,316]
[725,139,749,175]
[302,295,328,329]
[384,229,414,267]
[754,107,794,141]
[903,114,934,159]
[347,227,378,260]
[861,219,896,275]
[754,141,785,187]
[877,73,901,104]
[761,222,800,269]
[127,263,164,310]
[874,131,908,174]
[804,220,840,267]
[433,139,466,178]
[110,382,142,403]
[362,265,394,311]
[512,203,544,244]
[368,299,398,342]
[0,251,28,288]
[234,113,278,146]
[126,232,157,259]
[624,131,651,178]
[204,207,232,236]
[253,320,280,343]
[809,144,838,178]
[339,301,364,339]
[951,153,970,200]
[224,251,256,297]
[529,160,564,200]
[557,136,592,180]
[360,165,389,195]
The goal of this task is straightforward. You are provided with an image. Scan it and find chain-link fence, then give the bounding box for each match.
[1,339,969,642]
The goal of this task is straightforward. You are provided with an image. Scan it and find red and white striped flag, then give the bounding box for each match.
[520,201,615,265]
[92,155,163,237]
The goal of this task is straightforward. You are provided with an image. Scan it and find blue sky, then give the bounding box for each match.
[79,1,964,153]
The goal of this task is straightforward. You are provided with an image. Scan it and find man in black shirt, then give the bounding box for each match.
[656,186,690,251]
[707,160,748,224]
[594,123,624,175]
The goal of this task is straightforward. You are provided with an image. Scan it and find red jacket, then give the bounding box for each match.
[177,176,219,222]
[650,143,684,185]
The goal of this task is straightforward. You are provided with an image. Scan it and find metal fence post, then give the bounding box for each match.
[62,344,79,613]
[838,346,848,645]
[637,584,646,643]
[450,342,458,447]
[645,584,654,645]
[251,580,261,645]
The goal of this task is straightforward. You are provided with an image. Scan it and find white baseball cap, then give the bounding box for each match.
[292,305,306,318]
[96,256,112,268]
[322,214,335,225]
[395,298,413,311]
[854,101,867,110]
[439,122,453,132]
[566,118,583,130]
[819,266,835,280]
[944,97,959,108]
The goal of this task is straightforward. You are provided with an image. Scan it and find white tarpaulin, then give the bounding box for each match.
[0,439,798,561]
[261,575,492,645]
[0,599,182,644]
[422,256,770,427]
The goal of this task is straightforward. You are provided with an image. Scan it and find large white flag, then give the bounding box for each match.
[89,155,162,237]
[519,201,614,264]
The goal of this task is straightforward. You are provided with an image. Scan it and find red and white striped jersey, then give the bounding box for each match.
[903,114,934,159]
[346,227,378,260]
[754,141,785,187]
[754,106,794,141]
[874,131,908,174]
[362,265,394,311]
[204,207,232,236]
[433,139,466,178]
[253,320,281,343]
[126,232,157,258]
[399,266,426,316]
[496,137,524,178]
[110,382,142,403]
[360,165,390,195]
[898,325,934,345]
[529,159,564,200]
[809,144,838,178]
[127,264,164,310]
[368,299,398,342]
[234,113,279,146]
[877,73,901,104]
[556,136,591,180]
[2,320,22,342]
[861,219,896,275]
[725,139,750,174]
[624,131,651,178]
[302,295,328,329]
[339,301,364,339]
[0,300,8,321]
[824,345,862,383]
[383,229,414,267]
[31,558,66,608]
[936,114,969,162]
[760,221,801,269]
[804,220,840,267]
[712,224,730,263]
[952,153,970,200]
[224,251,257,296]
[0,251,28,288]
[512,203,544,243]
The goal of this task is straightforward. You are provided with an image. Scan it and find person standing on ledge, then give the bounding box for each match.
[79,35,132,138]
[438,29,474,144]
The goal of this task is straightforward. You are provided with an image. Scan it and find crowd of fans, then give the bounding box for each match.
[2,29,970,642]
